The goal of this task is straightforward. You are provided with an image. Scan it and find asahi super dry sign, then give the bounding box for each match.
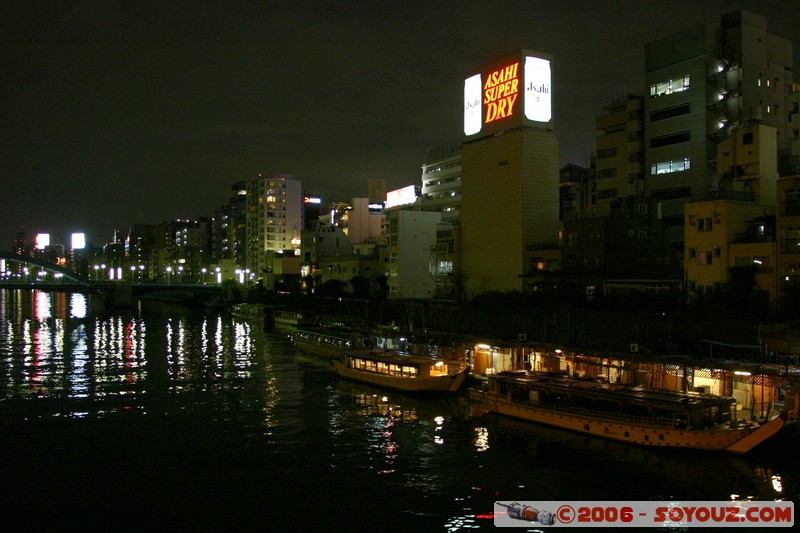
[463,50,552,138]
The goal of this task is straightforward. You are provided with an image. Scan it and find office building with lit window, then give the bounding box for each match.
[645,10,793,244]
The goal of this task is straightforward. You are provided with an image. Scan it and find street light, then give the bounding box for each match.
[201,267,207,284]
[166,266,172,284]
[130,265,136,283]
[177,265,183,283]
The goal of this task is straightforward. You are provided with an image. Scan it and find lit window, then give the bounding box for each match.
[651,158,691,175]
[649,75,690,98]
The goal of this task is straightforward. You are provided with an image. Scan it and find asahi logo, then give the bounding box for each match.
[483,62,519,123]
[527,83,550,94]
[524,56,552,123]
[463,73,482,135]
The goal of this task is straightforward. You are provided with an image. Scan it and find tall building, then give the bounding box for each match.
[644,10,793,244]
[368,178,387,205]
[246,173,303,282]
[421,145,462,223]
[384,208,441,299]
[461,50,560,294]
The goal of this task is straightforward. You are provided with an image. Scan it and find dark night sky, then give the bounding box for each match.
[2,0,799,248]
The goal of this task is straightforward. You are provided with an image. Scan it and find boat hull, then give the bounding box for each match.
[470,388,785,453]
[293,337,347,359]
[333,359,468,393]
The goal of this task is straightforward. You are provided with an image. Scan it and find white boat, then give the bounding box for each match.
[292,326,373,359]
[333,350,468,393]
[230,303,270,320]
[272,309,317,327]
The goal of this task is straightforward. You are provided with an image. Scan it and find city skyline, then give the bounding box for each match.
[3,1,799,248]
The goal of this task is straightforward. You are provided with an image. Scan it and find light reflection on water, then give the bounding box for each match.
[0,290,798,530]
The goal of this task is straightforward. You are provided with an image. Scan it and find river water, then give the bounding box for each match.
[1,289,797,531]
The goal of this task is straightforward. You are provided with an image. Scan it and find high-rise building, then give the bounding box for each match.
[246,173,303,282]
[368,178,387,205]
[644,9,793,244]
[460,50,560,294]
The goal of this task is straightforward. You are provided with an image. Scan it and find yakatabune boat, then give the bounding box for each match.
[333,350,468,393]
[291,326,373,359]
[469,371,785,453]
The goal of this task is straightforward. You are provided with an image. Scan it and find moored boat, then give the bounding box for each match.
[272,309,318,328]
[333,350,469,393]
[230,303,271,321]
[469,371,785,453]
[292,326,373,359]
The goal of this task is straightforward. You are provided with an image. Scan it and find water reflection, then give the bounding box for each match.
[1,290,798,530]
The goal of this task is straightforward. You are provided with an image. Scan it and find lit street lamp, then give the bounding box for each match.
[201,267,207,284]
[166,266,172,284]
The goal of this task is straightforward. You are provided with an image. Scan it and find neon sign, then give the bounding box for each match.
[463,50,552,137]
[483,62,519,123]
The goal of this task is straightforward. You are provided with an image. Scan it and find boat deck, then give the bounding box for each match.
[492,371,735,412]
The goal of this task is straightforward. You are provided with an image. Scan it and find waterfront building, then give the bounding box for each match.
[245,173,303,284]
[461,50,560,294]
[384,208,441,299]
[212,181,247,268]
[776,173,800,307]
[684,199,776,303]
[562,195,678,297]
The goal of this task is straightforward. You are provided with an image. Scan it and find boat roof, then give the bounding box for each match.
[295,326,369,340]
[348,349,463,367]
[491,371,735,410]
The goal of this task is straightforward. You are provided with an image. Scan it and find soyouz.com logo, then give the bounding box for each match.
[493,501,794,528]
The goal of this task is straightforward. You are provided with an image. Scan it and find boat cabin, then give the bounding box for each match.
[489,372,737,430]
[346,352,464,379]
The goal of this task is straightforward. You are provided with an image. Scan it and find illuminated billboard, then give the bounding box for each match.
[463,49,552,138]
[385,185,417,209]
[36,233,50,250]
[71,232,86,250]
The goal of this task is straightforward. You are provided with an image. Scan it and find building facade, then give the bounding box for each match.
[245,174,303,282]
[644,10,793,245]
[384,208,441,299]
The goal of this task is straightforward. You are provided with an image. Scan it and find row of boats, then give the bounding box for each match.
[233,306,788,455]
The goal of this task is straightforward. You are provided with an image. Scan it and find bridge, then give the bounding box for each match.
[0,251,222,305]
[0,250,89,285]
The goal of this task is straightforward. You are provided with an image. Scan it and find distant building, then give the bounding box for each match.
[384,208,441,299]
[593,94,644,216]
[368,178,387,205]
[559,163,594,221]
[246,174,303,283]
[421,146,462,223]
[335,198,384,245]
